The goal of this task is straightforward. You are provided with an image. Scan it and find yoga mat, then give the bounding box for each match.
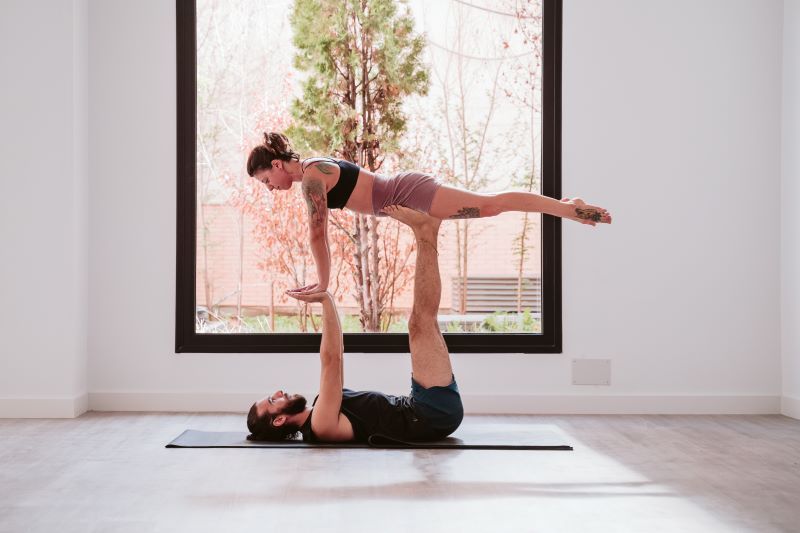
[166,424,572,450]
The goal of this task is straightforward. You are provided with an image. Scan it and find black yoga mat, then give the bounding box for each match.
[166,424,572,450]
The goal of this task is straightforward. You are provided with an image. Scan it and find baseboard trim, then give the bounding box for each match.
[88,392,781,415]
[89,392,256,412]
[0,394,89,418]
[462,394,780,415]
[781,396,800,420]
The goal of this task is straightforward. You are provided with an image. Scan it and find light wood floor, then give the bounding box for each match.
[1,413,799,533]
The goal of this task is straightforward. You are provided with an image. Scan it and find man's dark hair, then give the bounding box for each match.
[246,402,301,441]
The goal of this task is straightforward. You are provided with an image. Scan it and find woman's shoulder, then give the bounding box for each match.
[301,157,340,176]
[301,158,340,194]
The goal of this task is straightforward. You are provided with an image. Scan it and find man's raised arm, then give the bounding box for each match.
[318,293,343,371]
[284,290,345,436]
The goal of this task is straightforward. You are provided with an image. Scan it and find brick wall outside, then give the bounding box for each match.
[196,204,541,316]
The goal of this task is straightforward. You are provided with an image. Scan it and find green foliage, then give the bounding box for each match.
[206,312,408,334]
[288,0,429,164]
[481,311,540,333]
[445,321,464,333]
[198,311,540,334]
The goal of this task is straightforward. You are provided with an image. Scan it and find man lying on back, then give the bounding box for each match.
[246,206,463,443]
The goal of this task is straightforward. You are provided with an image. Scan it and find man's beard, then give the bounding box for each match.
[281,394,307,415]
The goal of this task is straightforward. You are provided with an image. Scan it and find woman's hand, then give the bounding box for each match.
[287,283,328,296]
[285,288,331,303]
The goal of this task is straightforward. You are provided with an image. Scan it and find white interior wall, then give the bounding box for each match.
[85,0,784,414]
[1,0,788,417]
[0,0,88,417]
[782,0,800,419]
[557,0,783,411]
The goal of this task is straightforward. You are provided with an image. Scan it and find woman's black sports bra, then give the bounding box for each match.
[301,157,360,209]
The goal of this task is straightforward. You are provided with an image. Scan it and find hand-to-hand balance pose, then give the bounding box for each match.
[247,132,613,295]
[247,206,463,442]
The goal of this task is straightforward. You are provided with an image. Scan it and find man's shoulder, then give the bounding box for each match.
[309,388,360,404]
[308,409,356,443]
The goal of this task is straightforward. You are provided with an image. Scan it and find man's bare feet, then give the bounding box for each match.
[560,197,612,226]
[382,205,441,236]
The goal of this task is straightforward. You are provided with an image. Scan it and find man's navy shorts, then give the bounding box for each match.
[409,374,464,439]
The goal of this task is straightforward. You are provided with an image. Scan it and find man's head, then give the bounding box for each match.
[246,390,308,441]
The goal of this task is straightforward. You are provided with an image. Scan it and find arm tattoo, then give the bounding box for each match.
[449,207,481,219]
[302,179,327,228]
[575,207,602,222]
[315,162,336,175]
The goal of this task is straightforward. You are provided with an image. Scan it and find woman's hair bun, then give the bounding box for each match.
[246,132,299,176]
[262,132,298,161]
[263,132,290,153]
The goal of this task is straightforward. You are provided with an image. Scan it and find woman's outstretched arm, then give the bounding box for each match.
[297,174,331,294]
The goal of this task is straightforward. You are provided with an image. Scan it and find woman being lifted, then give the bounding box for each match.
[247,132,612,296]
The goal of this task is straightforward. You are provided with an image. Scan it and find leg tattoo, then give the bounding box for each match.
[449,207,481,219]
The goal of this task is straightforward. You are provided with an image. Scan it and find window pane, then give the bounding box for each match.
[195,0,543,335]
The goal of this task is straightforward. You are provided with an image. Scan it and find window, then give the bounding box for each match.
[176,0,562,353]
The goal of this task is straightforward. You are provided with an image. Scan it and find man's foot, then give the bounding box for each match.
[560,197,612,226]
[382,205,441,236]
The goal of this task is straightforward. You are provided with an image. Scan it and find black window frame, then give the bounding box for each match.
[175,0,562,353]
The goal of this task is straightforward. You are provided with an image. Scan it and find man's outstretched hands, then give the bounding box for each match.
[286,288,331,303]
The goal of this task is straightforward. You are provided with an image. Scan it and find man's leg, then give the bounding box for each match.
[383,205,453,388]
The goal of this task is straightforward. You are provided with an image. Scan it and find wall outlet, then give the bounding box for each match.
[572,358,611,386]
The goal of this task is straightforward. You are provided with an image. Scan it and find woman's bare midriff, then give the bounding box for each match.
[339,168,376,215]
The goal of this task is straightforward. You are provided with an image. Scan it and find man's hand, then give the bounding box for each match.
[286,288,331,303]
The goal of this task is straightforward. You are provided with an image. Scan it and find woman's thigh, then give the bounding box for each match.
[428,185,498,219]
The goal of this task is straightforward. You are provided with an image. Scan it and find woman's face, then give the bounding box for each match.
[253,161,293,192]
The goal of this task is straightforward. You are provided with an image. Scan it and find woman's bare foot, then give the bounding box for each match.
[382,205,441,236]
[561,197,612,226]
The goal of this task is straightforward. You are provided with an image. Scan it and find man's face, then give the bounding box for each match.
[255,390,307,423]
